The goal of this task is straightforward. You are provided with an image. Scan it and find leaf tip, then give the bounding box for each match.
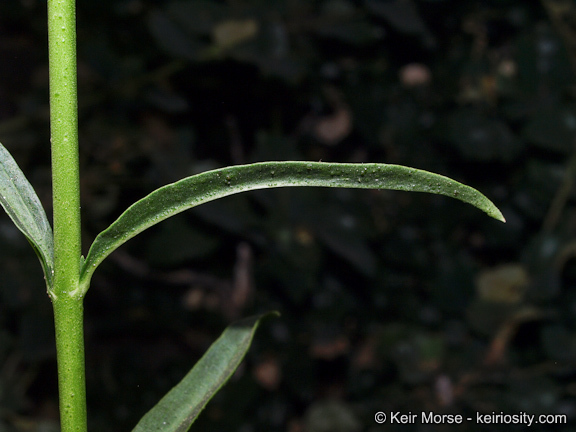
[488,206,506,223]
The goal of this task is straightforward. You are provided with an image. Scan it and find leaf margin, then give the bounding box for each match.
[80,161,505,293]
[0,142,54,287]
[132,311,278,432]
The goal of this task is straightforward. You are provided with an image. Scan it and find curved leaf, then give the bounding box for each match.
[0,142,54,287]
[132,312,277,432]
[80,162,504,291]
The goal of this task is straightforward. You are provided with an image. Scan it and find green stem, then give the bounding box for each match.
[52,296,87,431]
[48,0,86,431]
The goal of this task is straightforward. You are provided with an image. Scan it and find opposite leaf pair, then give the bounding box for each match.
[0,141,506,295]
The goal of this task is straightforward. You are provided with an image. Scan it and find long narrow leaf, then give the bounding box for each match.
[132,312,277,432]
[80,162,504,291]
[0,142,54,287]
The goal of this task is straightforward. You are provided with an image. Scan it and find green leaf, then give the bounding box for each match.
[0,142,54,287]
[132,312,277,432]
[80,161,504,292]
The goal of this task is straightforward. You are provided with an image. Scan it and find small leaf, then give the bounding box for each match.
[80,162,504,292]
[0,142,54,287]
[132,312,277,432]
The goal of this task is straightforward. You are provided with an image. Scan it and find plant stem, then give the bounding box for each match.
[47,0,86,431]
[52,295,87,431]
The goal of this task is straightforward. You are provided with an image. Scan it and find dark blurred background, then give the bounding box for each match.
[1,0,576,431]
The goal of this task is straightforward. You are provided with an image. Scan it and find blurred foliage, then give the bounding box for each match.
[2,0,576,431]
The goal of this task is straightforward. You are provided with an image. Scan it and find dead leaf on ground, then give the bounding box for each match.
[476,264,529,304]
[213,19,258,49]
